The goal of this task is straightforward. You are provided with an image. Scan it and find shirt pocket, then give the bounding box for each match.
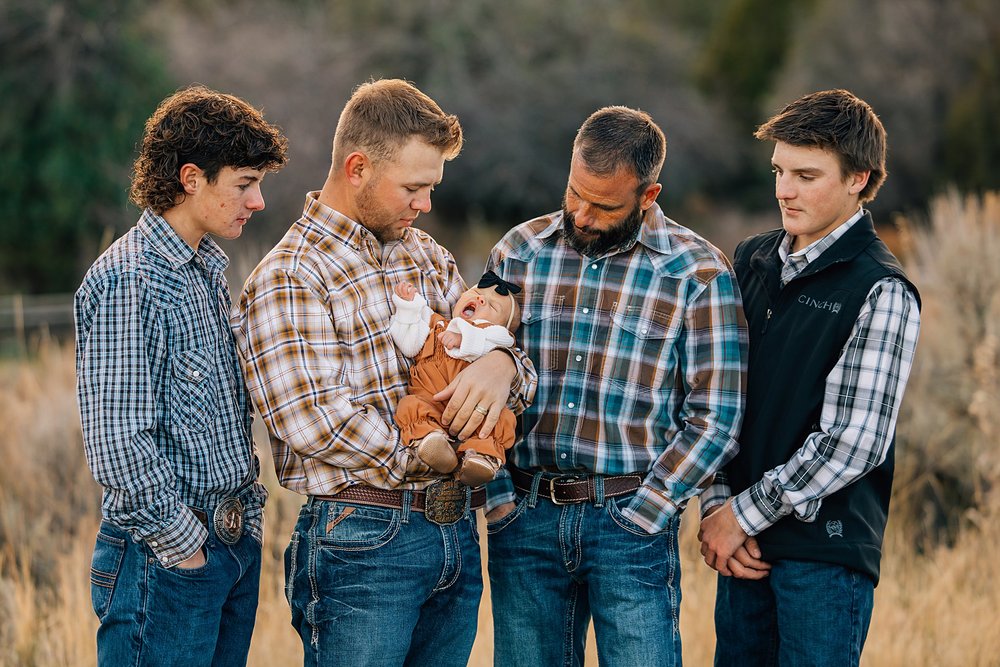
[519,295,564,371]
[170,347,219,432]
[607,305,679,397]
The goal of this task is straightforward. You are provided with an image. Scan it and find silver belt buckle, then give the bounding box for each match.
[424,479,467,525]
[213,497,244,545]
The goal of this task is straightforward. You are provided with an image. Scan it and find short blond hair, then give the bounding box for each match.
[332,79,463,167]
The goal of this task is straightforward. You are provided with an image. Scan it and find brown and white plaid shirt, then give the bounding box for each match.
[232,192,535,496]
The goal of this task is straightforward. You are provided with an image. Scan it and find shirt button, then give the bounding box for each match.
[582,308,589,314]
[591,264,598,269]
[575,355,582,362]
[641,328,648,334]
[161,556,169,563]
[560,453,568,460]
[524,311,531,319]
[567,402,575,408]
[150,540,158,547]
[192,370,200,378]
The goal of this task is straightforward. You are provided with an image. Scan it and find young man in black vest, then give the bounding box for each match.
[698,89,921,666]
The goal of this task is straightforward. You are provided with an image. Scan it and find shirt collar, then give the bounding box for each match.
[779,207,865,264]
[300,190,421,261]
[137,209,229,273]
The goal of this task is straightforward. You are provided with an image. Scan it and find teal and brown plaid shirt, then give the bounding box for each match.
[485,203,748,533]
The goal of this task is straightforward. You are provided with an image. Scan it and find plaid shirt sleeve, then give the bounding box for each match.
[732,278,920,535]
[75,272,207,567]
[699,470,732,518]
[620,266,748,532]
[237,266,417,488]
[500,335,536,417]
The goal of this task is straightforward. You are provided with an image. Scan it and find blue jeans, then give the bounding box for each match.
[714,559,875,667]
[285,496,483,667]
[90,519,262,667]
[487,479,682,667]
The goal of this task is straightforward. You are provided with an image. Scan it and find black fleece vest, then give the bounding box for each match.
[727,213,919,584]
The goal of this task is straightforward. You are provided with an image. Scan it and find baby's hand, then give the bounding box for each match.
[438,330,462,349]
[394,282,417,301]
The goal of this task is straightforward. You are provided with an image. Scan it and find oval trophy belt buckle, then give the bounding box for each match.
[213,497,244,545]
[424,479,467,526]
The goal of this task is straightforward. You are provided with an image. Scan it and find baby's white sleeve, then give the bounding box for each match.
[389,293,433,357]
[445,319,515,362]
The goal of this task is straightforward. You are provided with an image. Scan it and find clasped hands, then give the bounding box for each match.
[698,500,771,579]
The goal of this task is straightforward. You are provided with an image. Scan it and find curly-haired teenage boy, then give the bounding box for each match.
[75,85,287,667]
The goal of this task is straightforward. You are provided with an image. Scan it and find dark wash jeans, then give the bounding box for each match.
[714,559,875,667]
[90,519,262,667]
[284,496,483,667]
[486,477,683,667]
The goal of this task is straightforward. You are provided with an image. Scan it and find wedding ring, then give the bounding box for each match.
[474,404,489,416]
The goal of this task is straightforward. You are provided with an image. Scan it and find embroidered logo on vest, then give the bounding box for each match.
[798,294,842,314]
[826,519,844,538]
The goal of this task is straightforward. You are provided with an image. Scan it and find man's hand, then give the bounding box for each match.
[438,330,462,350]
[699,500,753,576]
[394,282,417,301]
[175,546,206,570]
[486,502,516,523]
[725,537,771,580]
[434,350,516,440]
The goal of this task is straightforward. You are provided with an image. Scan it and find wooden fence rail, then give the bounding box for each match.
[0,293,75,353]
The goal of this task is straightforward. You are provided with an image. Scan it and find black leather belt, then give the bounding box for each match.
[509,465,643,505]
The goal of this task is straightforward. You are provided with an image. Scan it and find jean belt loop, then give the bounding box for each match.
[401,490,412,524]
[593,475,605,508]
[527,472,543,508]
[465,485,473,518]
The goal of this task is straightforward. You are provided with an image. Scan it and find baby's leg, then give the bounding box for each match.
[456,410,516,486]
[395,395,457,472]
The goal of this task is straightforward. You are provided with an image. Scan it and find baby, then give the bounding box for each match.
[389,271,521,487]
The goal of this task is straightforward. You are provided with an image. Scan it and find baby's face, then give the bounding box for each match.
[453,287,513,327]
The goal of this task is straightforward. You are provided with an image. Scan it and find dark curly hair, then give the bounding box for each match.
[129,85,288,214]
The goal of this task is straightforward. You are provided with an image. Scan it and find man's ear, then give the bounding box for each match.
[179,163,203,195]
[344,152,370,187]
[640,182,662,211]
[848,170,870,196]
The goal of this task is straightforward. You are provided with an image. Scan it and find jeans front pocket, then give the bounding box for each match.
[485,494,529,535]
[317,503,401,552]
[90,527,126,621]
[607,496,673,537]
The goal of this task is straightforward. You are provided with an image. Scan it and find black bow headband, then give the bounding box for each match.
[477,270,522,296]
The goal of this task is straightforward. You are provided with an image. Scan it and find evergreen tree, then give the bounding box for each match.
[0,0,172,293]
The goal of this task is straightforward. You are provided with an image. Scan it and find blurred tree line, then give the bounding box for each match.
[0,0,997,293]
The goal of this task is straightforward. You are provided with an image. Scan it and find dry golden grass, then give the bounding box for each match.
[2,190,999,666]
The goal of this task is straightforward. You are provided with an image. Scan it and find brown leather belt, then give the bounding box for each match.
[509,465,643,505]
[314,481,485,524]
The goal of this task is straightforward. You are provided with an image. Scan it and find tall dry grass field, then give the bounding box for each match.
[1,191,998,666]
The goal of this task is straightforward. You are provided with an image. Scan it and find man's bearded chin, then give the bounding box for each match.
[561,203,643,257]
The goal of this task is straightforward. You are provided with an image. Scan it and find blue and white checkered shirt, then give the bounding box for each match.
[75,210,266,567]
